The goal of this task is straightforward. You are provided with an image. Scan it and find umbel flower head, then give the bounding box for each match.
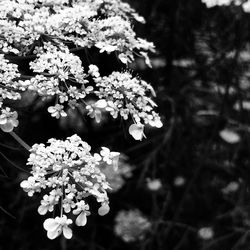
[0,54,27,132]
[0,0,163,140]
[88,68,163,140]
[114,209,151,242]
[20,134,119,239]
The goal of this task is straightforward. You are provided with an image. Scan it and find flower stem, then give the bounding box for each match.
[9,131,31,151]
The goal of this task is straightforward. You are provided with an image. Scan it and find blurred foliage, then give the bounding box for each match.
[2,0,250,249]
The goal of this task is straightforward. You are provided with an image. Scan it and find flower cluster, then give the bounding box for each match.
[201,0,250,11]
[20,134,120,239]
[146,178,162,191]
[0,0,153,64]
[0,54,27,132]
[114,209,151,242]
[201,0,233,7]
[83,0,146,23]
[0,0,163,242]
[0,0,162,139]
[22,43,93,112]
[87,16,155,65]
[88,69,162,139]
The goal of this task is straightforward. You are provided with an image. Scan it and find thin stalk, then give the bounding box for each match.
[9,131,31,151]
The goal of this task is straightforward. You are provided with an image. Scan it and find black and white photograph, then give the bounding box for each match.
[1,0,250,249]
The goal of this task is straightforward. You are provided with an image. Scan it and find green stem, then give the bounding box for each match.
[9,131,31,151]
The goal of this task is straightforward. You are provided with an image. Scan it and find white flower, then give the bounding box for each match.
[198,227,214,240]
[30,45,87,84]
[73,200,90,226]
[48,104,67,119]
[222,181,239,194]
[95,100,107,109]
[173,176,186,187]
[88,64,100,78]
[201,0,232,8]
[100,147,120,165]
[75,212,87,226]
[21,135,118,239]
[243,1,250,12]
[93,71,162,133]
[43,215,73,240]
[114,209,151,242]
[219,129,240,144]
[0,108,19,132]
[129,123,145,141]
[146,178,162,191]
[98,203,110,216]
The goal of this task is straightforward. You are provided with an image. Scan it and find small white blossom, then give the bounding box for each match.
[48,104,67,119]
[198,227,214,240]
[222,181,239,194]
[43,215,73,240]
[173,176,186,187]
[0,108,19,132]
[73,200,90,226]
[219,129,241,144]
[129,123,145,141]
[146,178,162,191]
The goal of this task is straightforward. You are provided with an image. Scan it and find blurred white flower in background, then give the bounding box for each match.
[201,0,250,9]
[114,209,151,242]
[146,178,162,191]
[201,0,232,8]
[198,227,214,240]
[221,181,239,194]
[100,154,133,192]
[173,176,186,187]
[219,129,241,144]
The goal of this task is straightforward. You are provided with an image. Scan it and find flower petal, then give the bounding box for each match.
[43,218,59,231]
[98,204,110,216]
[0,122,14,132]
[75,212,87,226]
[47,228,61,240]
[128,124,144,141]
[38,205,47,215]
[63,226,72,239]
[95,99,107,109]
